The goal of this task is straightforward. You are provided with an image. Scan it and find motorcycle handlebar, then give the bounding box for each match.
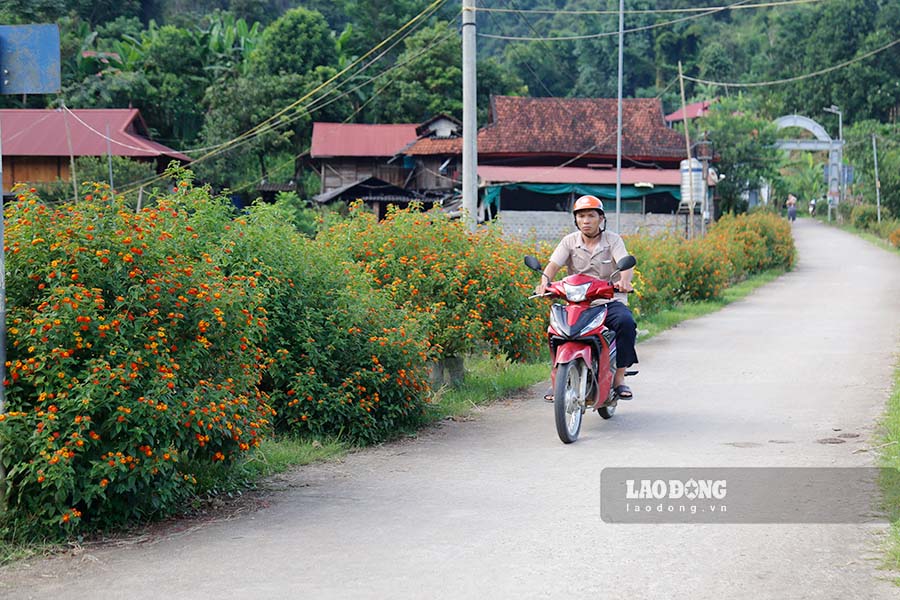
[528,289,633,299]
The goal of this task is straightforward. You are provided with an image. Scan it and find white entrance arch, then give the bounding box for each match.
[774,115,843,205]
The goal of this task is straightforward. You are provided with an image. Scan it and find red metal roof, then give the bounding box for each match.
[665,99,715,123]
[0,108,190,161]
[478,165,717,187]
[310,122,419,158]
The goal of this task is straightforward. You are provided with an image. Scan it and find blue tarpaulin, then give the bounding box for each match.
[483,182,682,209]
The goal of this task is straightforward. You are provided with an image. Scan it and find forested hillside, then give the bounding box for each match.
[2,0,898,208]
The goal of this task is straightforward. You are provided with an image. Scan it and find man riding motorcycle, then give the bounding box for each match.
[535,195,638,399]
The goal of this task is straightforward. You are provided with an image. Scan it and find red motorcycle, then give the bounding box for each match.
[526,255,637,443]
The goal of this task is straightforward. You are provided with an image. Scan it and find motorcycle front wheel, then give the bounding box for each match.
[554,360,586,443]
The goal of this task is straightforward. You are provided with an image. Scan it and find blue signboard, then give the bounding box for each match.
[0,24,61,95]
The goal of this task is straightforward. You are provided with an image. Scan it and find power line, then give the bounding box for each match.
[178,6,445,156]
[60,105,162,154]
[684,38,900,88]
[192,0,448,158]
[227,21,461,195]
[478,0,754,41]
[118,0,450,197]
[477,0,822,15]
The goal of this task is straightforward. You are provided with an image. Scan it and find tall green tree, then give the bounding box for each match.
[697,96,784,214]
[364,23,526,124]
[764,0,899,123]
[844,120,900,218]
[197,8,345,189]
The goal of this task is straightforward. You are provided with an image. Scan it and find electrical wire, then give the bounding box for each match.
[117,0,450,196]
[60,105,163,154]
[226,20,460,195]
[177,6,448,155]
[477,0,823,15]
[1,111,55,144]
[484,2,683,179]
[478,0,754,41]
[683,38,900,88]
[192,0,448,157]
[483,3,612,174]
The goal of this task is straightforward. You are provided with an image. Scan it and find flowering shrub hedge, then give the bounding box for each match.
[318,203,546,362]
[217,199,431,445]
[625,212,794,317]
[0,179,272,539]
[0,180,431,541]
[0,181,795,541]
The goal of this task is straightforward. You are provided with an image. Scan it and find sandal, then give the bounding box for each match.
[543,388,554,402]
[613,384,633,400]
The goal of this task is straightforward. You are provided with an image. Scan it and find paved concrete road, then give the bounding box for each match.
[2,219,900,599]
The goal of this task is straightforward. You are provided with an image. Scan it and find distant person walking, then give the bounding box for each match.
[809,197,817,217]
[786,194,798,222]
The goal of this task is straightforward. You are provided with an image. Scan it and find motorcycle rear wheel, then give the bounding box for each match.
[554,360,585,443]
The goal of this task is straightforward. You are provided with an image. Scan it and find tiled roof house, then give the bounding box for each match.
[311,97,708,236]
[404,97,704,234]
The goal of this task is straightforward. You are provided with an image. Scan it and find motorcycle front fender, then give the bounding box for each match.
[554,341,593,368]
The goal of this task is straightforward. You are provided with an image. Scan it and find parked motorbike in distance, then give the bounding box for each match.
[525,254,637,444]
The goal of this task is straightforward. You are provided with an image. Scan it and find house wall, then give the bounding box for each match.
[320,159,408,193]
[497,210,706,243]
[2,156,69,193]
[413,157,456,191]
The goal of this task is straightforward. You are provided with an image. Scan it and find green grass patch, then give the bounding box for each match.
[636,268,787,341]
[238,437,346,480]
[426,355,548,421]
[817,218,900,256]
[0,537,57,567]
[879,361,900,583]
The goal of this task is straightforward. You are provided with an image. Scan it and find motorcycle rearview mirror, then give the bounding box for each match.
[617,255,636,271]
[524,255,543,272]
[608,255,637,282]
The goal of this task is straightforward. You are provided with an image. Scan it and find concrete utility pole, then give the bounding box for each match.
[614,0,623,232]
[678,61,694,240]
[461,0,477,232]
[824,105,843,206]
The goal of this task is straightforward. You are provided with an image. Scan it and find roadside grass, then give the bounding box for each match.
[879,362,900,584]
[425,356,549,422]
[849,228,900,256]
[0,267,787,566]
[814,216,900,256]
[0,538,57,568]
[822,215,900,582]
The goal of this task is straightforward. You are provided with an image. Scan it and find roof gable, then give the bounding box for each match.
[310,122,419,158]
[0,108,190,161]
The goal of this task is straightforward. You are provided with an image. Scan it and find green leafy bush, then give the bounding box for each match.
[217,200,432,445]
[318,203,546,362]
[625,212,794,316]
[0,178,272,540]
[850,204,880,230]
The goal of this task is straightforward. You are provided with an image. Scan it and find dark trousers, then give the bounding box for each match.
[605,300,638,368]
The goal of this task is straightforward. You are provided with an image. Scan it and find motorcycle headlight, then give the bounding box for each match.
[563,282,591,302]
[576,309,607,338]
